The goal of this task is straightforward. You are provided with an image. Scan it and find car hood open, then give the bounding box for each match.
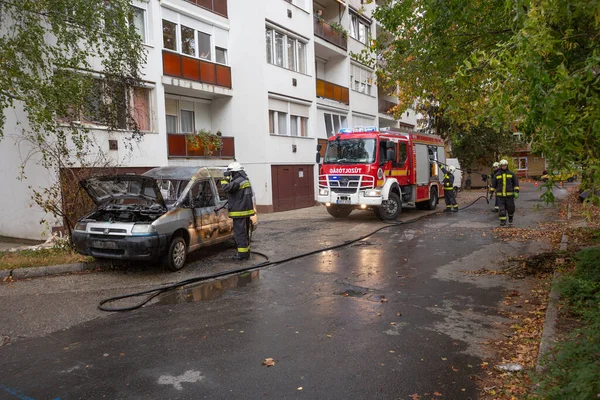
[80,175,166,207]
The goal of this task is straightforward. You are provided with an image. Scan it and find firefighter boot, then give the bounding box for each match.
[508,216,514,226]
[452,205,458,212]
[232,253,250,261]
[500,218,507,227]
[444,206,452,213]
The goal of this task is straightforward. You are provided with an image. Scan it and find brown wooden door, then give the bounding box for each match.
[272,165,315,212]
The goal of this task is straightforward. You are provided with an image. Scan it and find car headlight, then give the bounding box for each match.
[131,224,157,235]
[75,222,88,232]
[365,189,381,197]
[319,188,329,196]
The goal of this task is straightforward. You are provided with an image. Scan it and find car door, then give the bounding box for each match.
[190,179,221,245]
[213,178,234,237]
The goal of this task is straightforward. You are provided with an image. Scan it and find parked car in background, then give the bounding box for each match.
[72,167,258,271]
[445,158,462,195]
[541,170,577,183]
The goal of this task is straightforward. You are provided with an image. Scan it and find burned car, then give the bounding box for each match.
[72,167,258,271]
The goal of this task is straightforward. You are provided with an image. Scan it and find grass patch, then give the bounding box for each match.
[0,248,91,270]
[533,246,600,399]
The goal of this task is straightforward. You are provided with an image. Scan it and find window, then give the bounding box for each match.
[265,27,307,73]
[181,26,196,56]
[514,157,528,171]
[324,113,348,137]
[278,111,287,135]
[163,20,177,50]
[353,115,375,129]
[350,13,370,44]
[163,20,213,61]
[269,99,309,137]
[198,31,211,60]
[131,6,146,43]
[216,47,228,64]
[166,115,178,133]
[181,110,195,133]
[351,64,375,96]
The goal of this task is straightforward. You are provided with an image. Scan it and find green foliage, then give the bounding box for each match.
[0,0,146,237]
[534,247,600,398]
[330,22,348,39]
[372,0,600,196]
[186,129,223,156]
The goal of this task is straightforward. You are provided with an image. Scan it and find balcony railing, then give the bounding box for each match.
[167,135,235,159]
[162,50,232,89]
[313,16,347,51]
[316,79,349,105]
[184,0,228,17]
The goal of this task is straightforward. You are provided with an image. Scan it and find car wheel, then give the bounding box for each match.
[164,236,187,271]
[327,205,353,218]
[427,187,439,210]
[375,192,401,220]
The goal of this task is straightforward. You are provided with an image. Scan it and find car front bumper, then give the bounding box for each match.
[72,231,169,261]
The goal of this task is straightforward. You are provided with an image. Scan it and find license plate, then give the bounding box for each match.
[337,197,351,205]
[92,240,118,249]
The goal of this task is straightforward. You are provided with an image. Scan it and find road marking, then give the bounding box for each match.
[158,370,204,391]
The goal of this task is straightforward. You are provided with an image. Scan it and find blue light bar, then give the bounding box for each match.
[338,128,352,134]
[364,126,377,132]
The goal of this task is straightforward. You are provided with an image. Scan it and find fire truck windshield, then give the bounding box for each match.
[324,138,376,164]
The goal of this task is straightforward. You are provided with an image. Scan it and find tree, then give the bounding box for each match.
[372,0,600,197]
[0,0,146,236]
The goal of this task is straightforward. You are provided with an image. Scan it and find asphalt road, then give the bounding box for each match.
[0,185,559,399]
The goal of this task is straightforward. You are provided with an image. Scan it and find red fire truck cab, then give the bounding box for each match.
[316,127,447,220]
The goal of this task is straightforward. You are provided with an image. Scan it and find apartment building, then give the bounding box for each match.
[0,0,418,240]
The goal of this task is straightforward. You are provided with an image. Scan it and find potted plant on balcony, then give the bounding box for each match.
[186,129,223,156]
[330,22,348,40]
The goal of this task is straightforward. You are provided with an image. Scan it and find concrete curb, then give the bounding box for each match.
[535,213,570,370]
[3,261,107,280]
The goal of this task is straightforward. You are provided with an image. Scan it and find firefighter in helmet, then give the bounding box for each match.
[440,163,458,212]
[491,159,519,226]
[490,162,500,212]
[221,162,255,260]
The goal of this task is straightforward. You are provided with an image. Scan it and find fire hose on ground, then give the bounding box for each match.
[98,194,490,312]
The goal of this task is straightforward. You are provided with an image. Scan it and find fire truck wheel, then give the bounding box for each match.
[327,205,353,218]
[426,187,439,210]
[375,192,401,220]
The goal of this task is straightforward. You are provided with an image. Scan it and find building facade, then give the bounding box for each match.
[0,0,419,240]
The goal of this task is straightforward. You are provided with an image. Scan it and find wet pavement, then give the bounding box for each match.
[0,185,561,399]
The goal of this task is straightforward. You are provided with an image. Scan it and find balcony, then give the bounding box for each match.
[316,79,349,105]
[162,50,232,89]
[379,99,396,114]
[167,135,235,159]
[184,0,228,18]
[314,16,347,51]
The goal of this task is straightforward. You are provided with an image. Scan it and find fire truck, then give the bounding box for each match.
[316,127,447,220]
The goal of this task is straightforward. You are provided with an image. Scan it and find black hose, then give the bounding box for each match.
[99,195,491,312]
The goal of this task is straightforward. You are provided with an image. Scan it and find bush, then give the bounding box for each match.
[533,247,600,399]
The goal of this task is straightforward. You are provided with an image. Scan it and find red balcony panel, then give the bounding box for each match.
[163,51,182,77]
[196,0,212,9]
[168,134,186,157]
[316,78,350,105]
[199,60,217,85]
[215,64,232,88]
[313,16,347,51]
[213,0,228,17]
[186,140,204,157]
[221,137,235,158]
[181,56,200,81]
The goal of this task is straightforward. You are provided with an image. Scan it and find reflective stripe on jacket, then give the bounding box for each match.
[491,169,520,197]
[221,172,255,218]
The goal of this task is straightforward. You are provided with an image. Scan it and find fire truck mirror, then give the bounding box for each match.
[316,144,322,152]
[316,152,322,164]
[386,141,395,149]
[386,148,396,162]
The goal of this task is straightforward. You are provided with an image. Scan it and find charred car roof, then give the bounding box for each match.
[143,166,226,181]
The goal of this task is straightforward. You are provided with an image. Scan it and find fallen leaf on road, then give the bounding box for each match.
[377,312,382,316]
[389,350,395,353]
[397,313,402,316]
[380,298,388,303]
[410,393,421,400]
[297,387,303,391]
[262,358,276,367]
[433,392,443,397]
[441,357,447,361]
[390,322,396,325]
[481,361,489,369]
[327,334,332,338]
[452,365,459,372]
[119,352,125,357]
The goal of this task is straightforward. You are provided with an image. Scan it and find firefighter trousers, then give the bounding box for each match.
[444,189,458,209]
[233,217,250,255]
[497,197,515,221]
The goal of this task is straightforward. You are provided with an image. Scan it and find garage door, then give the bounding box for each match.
[271,165,315,212]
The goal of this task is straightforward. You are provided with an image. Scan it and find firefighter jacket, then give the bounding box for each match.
[490,169,520,197]
[221,171,255,218]
[441,167,454,191]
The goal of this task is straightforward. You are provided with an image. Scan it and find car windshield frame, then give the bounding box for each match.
[324,138,377,164]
